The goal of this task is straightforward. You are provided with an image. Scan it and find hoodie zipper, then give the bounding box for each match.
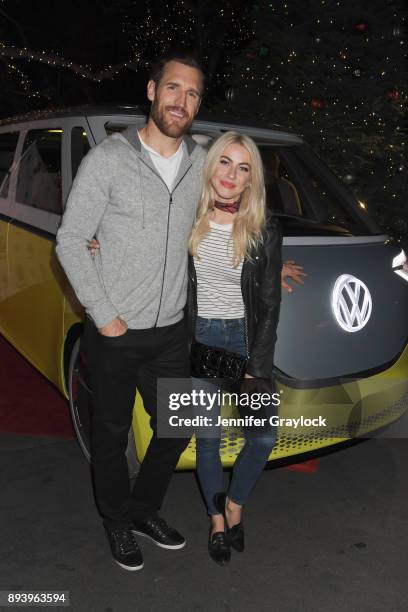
[137,155,193,328]
[153,192,172,328]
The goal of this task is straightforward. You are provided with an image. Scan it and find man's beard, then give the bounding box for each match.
[150,101,194,138]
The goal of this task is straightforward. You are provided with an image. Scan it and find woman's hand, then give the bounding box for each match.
[281,260,307,293]
[88,238,100,257]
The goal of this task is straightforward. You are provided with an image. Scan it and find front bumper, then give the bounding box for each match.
[132,344,408,469]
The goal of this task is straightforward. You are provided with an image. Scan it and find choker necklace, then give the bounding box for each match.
[213,199,240,214]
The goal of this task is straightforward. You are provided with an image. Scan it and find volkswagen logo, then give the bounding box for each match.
[331,274,372,332]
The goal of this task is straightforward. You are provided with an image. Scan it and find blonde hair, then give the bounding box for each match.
[189,131,266,267]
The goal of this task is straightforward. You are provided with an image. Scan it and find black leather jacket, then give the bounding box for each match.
[186,215,282,378]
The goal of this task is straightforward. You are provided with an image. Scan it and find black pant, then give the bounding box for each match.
[82,317,191,530]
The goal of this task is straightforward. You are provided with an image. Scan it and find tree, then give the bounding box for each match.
[215,0,408,236]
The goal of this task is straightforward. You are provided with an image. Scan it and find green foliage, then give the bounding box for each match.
[214,0,408,235]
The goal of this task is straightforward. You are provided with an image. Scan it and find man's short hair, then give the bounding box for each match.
[149,50,205,95]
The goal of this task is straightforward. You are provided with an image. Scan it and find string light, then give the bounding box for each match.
[0,42,145,83]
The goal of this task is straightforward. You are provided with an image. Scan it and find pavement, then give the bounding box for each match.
[1,431,407,612]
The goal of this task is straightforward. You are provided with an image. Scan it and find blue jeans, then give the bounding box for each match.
[193,316,276,515]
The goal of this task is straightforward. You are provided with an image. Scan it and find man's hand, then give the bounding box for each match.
[99,317,128,337]
[281,260,307,293]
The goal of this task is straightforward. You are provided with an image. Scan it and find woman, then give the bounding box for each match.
[187,131,282,566]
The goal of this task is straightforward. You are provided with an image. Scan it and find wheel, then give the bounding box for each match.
[68,337,140,478]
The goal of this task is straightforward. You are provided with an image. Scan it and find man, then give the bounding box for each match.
[56,51,207,571]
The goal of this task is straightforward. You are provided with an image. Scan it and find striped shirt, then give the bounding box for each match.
[195,221,244,319]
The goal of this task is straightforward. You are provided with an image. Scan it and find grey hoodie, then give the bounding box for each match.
[56,126,206,329]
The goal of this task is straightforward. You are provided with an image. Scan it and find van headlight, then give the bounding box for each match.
[392,249,408,282]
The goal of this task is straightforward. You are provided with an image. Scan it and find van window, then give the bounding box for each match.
[260,144,367,233]
[16,128,62,214]
[0,132,19,197]
[71,127,90,181]
[261,147,303,217]
[289,145,364,230]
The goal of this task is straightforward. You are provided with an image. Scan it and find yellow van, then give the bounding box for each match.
[1,105,407,477]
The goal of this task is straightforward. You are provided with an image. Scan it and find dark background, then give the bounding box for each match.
[0,0,407,236]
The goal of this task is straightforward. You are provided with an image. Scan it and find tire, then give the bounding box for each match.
[68,337,140,478]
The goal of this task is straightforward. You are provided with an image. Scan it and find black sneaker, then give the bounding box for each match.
[132,516,186,550]
[105,527,144,571]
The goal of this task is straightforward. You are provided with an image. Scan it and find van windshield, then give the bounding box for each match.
[259,144,379,236]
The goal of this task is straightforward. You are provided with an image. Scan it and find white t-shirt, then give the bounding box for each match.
[195,221,244,319]
[138,131,184,192]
